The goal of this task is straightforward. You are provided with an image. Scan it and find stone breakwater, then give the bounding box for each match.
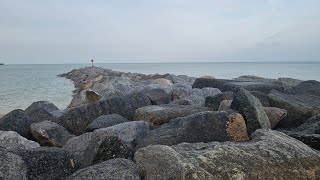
[0,66,320,179]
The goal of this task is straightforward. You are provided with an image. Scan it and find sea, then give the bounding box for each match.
[1,61,319,114]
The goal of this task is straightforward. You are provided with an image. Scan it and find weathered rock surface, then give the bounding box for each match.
[0,131,40,153]
[250,91,270,107]
[93,136,134,164]
[218,100,232,111]
[86,114,129,132]
[263,107,287,129]
[281,114,320,150]
[286,80,320,96]
[30,120,75,147]
[16,147,76,180]
[231,87,271,134]
[218,100,287,129]
[100,92,152,120]
[169,99,192,105]
[25,101,59,114]
[205,91,233,110]
[137,111,249,148]
[171,84,221,106]
[192,77,284,93]
[145,88,171,105]
[66,158,141,180]
[93,121,150,148]
[0,147,27,180]
[58,102,104,135]
[63,133,96,169]
[135,130,320,180]
[26,108,59,124]
[134,104,211,126]
[268,90,320,128]
[59,67,195,108]
[0,109,33,139]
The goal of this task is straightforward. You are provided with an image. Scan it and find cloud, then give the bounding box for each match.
[0,0,319,63]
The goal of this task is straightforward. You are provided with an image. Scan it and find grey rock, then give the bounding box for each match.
[58,102,104,135]
[169,99,192,105]
[263,107,287,129]
[26,108,59,124]
[231,87,271,135]
[93,121,150,148]
[137,111,249,148]
[281,114,320,150]
[218,100,232,111]
[16,147,76,180]
[250,91,270,107]
[218,101,287,129]
[192,78,283,93]
[30,120,75,147]
[66,158,141,180]
[0,131,40,153]
[171,84,221,106]
[268,91,320,128]
[25,101,59,114]
[287,80,320,97]
[86,114,129,132]
[135,130,320,180]
[145,88,171,105]
[205,91,233,111]
[100,92,152,120]
[93,136,134,164]
[0,109,33,139]
[63,133,96,169]
[0,147,27,180]
[134,104,211,126]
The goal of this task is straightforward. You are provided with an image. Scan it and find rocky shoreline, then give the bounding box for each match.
[1,66,320,179]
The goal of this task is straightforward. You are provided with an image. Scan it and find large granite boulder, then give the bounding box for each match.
[25,108,59,124]
[250,91,271,107]
[66,158,141,180]
[0,131,40,153]
[86,114,129,132]
[287,80,320,96]
[30,121,75,147]
[231,87,271,134]
[100,92,152,120]
[218,101,287,129]
[281,114,320,150]
[205,91,233,111]
[171,84,221,106]
[135,130,320,180]
[16,147,76,180]
[63,133,96,169]
[93,121,150,148]
[134,104,211,126]
[268,91,320,128]
[218,100,232,111]
[58,102,104,135]
[145,88,171,105]
[0,147,27,180]
[263,107,287,129]
[25,101,59,114]
[137,111,249,148]
[192,78,283,93]
[93,136,134,164]
[0,109,33,139]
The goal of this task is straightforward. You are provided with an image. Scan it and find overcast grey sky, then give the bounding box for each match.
[1,0,320,64]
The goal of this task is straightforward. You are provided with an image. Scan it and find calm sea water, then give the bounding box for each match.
[1,62,319,113]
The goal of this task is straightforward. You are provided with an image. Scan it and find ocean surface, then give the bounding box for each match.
[1,62,319,113]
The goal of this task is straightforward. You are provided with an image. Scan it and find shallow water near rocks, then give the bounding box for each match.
[0,61,319,113]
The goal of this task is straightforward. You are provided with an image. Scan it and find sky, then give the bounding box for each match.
[0,0,320,64]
